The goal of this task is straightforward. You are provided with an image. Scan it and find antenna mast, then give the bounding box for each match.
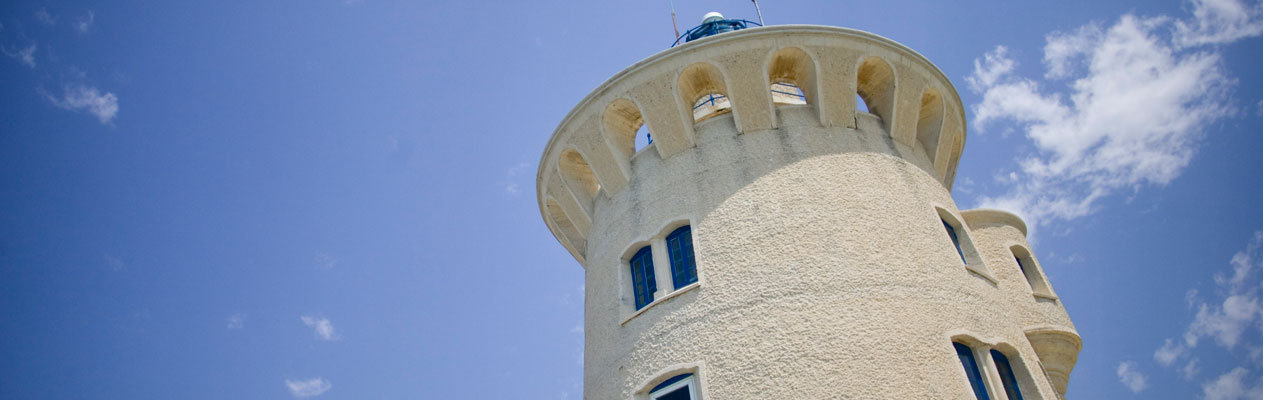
[670,0,680,39]
[752,0,765,25]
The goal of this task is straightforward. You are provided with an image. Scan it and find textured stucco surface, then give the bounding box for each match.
[536,26,1079,400]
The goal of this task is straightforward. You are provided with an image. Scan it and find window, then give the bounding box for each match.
[630,246,657,310]
[650,374,698,400]
[954,342,991,400]
[666,225,698,289]
[991,350,1025,400]
[943,219,966,264]
[1011,246,1054,298]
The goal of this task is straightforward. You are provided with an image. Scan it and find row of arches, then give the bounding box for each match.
[546,45,964,258]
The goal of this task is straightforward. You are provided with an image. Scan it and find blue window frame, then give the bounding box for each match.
[666,225,697,290]
[954,342,991,400]
[943,219,966,264]
[630,246,657,310]
[650,373,697,400]
[991,350,1024,400]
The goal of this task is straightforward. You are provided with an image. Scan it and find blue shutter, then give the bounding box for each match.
[943,219,966,264]
[991,350,1024,400]
[631,246,656,309]
[954,342,991,400]
[667,225,697,289]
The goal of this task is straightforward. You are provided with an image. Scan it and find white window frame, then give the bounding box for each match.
[649,375,699,400]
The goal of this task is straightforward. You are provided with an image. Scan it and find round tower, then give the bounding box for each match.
[537,23,1081,400]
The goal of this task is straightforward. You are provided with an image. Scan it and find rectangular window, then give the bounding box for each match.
[991,350,1025,400]
[943,219,966,264]
[954,342,991,400]
[667,225,698,290]
[630,246,657,310]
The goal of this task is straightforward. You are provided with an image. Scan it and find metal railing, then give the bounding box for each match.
[672,19,763,47]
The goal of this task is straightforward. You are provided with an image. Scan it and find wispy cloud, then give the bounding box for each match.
[1174,0,1263,48]
[2,44,37,68]
[74,11,94,34]
[967,0,1261,234]
[1202,368,1263,400]
[34,8,57,26]
[42,84,119,124]
[103,254,126,271]
[1118,361,1149,393]
[314,252,337,269]
[1152,231,1263,396]
[301,315,340,341]
[502,161,530,196]
[227,314,245,330]
[285,378,331,398]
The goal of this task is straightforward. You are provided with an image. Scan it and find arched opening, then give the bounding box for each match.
[546,197,585,255]
[634,123,651,152]
[856,56,896,127]
[917,88,945,160]
[558,149,600,211]
[678,62,729,124]
[603,98,648,165]
[768,47,816,107]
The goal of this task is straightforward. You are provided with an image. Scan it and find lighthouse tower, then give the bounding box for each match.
[536,14,1081,400]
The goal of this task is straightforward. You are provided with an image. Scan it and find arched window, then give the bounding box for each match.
[954,342,991,400]
[990,350,1025,400]
[630,246,657,310]
[1011,246,1054,298]
[650,373,698,400]
[666,225,698,289]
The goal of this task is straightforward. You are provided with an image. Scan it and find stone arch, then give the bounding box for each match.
[916,87,945,161]
[767,46,818,108]
[856,56,897,130]
[678,62,731,124]
[558,148,601,213]
[546,196,585,258]
[602,98,647,172]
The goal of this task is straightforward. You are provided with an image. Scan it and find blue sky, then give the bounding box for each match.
[1,0,1262,398]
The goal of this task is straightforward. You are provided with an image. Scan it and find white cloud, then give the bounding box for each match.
[1157,338,1188,366]
[1202,368,1263,400]
[1184,232,1263,350]
[502,161,530,196]
[43,84,119,124]
[285,378,332,398]
[227,314,245,329]
[1119,361,1149,393]
[34,8,57,26]
[74,11,94,34]
[314,252,337,269]
[301,315,339,341]
[1175,0,1263,48]
[1153,231,1263,394]
[3,44,37,68]
[103,254,126,271]
[969,3,1257,233]
[1184,358,1203,380]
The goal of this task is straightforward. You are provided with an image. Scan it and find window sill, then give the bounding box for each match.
[622,282,701,326]
[964,263,998,285]
[1033,292,1059,302]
